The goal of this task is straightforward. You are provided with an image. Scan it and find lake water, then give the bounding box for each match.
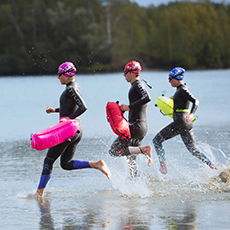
[0,70,230,229]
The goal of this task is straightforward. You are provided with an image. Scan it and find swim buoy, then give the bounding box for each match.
[155,95,173,118]
[155,95,198,122]
[31,120,79,151]
[106,102,131,141]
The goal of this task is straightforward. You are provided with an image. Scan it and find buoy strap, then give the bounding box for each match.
[175,109,190,113]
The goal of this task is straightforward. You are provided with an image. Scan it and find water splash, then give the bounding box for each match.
[108,140,230,199]
[205,162,230,192]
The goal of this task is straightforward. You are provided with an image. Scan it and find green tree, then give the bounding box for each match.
[1,0,230,75]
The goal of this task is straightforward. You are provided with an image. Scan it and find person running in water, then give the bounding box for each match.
[109,61,152,177]
[153,67,218,174]
[34,62,111,197]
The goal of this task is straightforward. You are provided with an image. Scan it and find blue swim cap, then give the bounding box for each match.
[169,67,185,81]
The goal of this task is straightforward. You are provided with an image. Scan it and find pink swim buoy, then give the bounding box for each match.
[31,120,79,151]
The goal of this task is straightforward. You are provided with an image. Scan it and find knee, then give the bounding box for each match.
[109,148,116,157]
[152,137,158,146]
[43,157,54,174]
[185,143,198,155]
[109,147,126,157]
[152,136,162,149]
[60,161,72,170]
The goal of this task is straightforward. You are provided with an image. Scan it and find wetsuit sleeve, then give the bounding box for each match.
[66,86,87,119]
[129,82,151,109]
[55,108,60,112]
[181,87,199,114]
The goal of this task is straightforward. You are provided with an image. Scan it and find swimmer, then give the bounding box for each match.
[109,61,152,177]
[153,67,217,174]
[34,62,110,197]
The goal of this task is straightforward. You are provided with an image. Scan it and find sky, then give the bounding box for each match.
[131,0,230,7]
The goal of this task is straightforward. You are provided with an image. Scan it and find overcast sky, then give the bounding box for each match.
[131,0,229,7]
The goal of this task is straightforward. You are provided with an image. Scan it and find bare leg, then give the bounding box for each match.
[210,162,218,170]
[139,146,152,166]
[159,161,168,174]
[89,160,111,179]
[34,188,45,198]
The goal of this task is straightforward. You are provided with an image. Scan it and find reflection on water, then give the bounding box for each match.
[34,195,201,229]
[36,198,55,230]
[35,196,199,229]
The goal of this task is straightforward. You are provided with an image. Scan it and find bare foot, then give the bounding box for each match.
[90,160,111,179]
[210,162,218,170]
[159,161,168,174]
[140,146,152,166]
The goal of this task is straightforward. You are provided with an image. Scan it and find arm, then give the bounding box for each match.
[182,87,199,123]
[129,82,151,109]
[46,106,58,114]
[66,86,87,119]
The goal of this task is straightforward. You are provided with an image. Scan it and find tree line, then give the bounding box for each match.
[0,0,230,76]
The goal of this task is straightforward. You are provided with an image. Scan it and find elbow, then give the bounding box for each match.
[195,99,199,110]
[80,107,87,115]
[141,95,151,104]
[146,93,151,102]
[146,96,151,104]
[76,105,87,117]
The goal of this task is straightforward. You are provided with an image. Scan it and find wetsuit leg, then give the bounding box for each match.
[153,120,181,162]
[37,139,71,189]
[60,128,90,170]
[37,157,54,189]
[109,122,147,177]
[37,126,84,189]
[180,129,211,165]
[127,121,148,177]
[127,138,143,177]
[109,136,139,177]
[126,155,138,177]
[109,136,131,157]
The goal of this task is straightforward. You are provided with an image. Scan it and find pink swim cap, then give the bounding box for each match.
[124,61,142,74]
[58,62,77,77]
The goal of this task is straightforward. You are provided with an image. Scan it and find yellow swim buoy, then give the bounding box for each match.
[155,95,173,118]
[155,95,198,122]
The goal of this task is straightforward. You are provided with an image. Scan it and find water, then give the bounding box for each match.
[0,70,230,229]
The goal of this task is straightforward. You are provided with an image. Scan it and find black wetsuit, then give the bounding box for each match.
[37,81,88,189]
[153,84,212,166]
[109,80,151,176]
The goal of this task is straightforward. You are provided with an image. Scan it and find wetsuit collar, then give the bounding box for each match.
[131,79,139,85]
[66,81,75,87]
[176,82,184,88]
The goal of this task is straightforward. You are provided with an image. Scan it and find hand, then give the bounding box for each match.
[59,117,70,123]
[120,104,130,112]
[185,113,193,123]
[46,106,55,114]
